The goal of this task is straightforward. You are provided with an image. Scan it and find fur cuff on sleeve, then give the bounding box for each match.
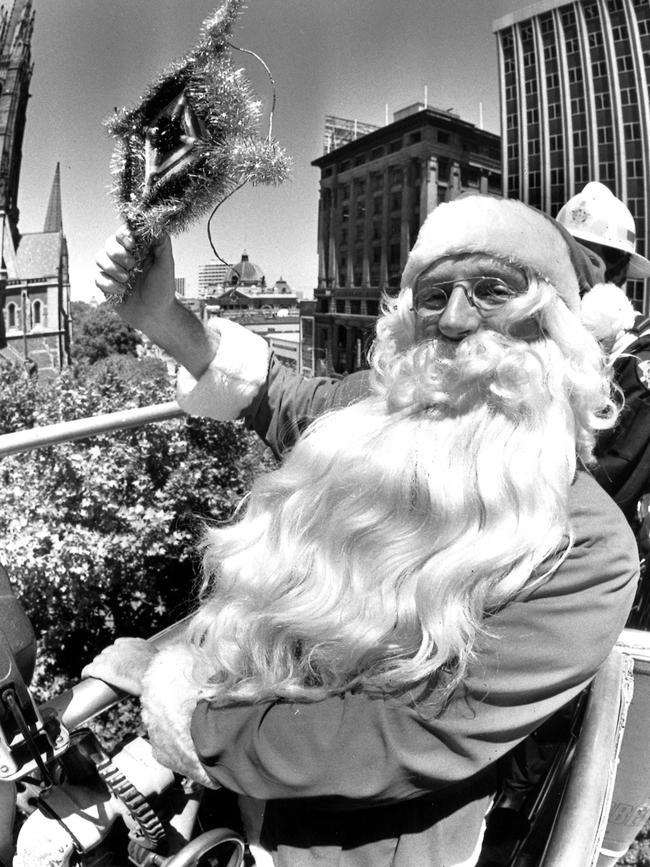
[140,644,217,789]
[177,317,270,420]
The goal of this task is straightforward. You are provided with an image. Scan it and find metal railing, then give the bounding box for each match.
[0,401,185,458]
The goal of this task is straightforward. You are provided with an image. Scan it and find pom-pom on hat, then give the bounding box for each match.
[401,195,582,314]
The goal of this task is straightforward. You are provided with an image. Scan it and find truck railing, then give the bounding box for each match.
[0,401,185,458]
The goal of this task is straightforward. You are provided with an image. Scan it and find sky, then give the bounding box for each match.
[17,0,538,301]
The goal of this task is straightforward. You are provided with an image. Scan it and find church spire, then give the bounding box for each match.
[43,162,62,233]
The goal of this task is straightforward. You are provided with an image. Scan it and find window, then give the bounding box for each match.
[389,139,402,153]
[507,142,518,159]
[408,131,421,144]
[571,95,585,113]
[568,66,583,84]
[550,133,564,150]
[639,19,650,37]
[527,107,539,124]
[355,201,366,220]
[598,126,613,143]
[529,138,540,155]
[592,60,608,77]
[566,37,579,53]
[437,130,450,144]
[7,303,15,329]
[525,78,538,95]
[505,84,516,101]
[574,129,588,147]
[32,300,42,327]
[628,159,644,177]
[548,102,561,119]
[340,184,350,200]
[528,170,541,187]
[621,88,636,105]
[541,17,555,35]
[523,51,535,67]
[562,8,576,26]
[575,164,590,184]
[618,54,634,72]
[546,72,559,88]
[628,198,645,219]
[550,167,564,185]
[584,4,599,20]
[354,179,365,195]
[504,57,515,74]
[609,0,624,11]
[544,44,557,61]
[354,154,366,167]
[612,24,629,40]
[507,114,518,129]
[595,92,611,109]
[390,191,402,211]
[340,160,351,172]
[371,146,384,160]
[601,162,616,180]
[625,122,642,139]
[589,31,604,47]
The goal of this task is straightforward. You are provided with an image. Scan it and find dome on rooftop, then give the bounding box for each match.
[226,251,265,287]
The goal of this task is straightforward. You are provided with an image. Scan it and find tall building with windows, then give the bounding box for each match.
[493,0,650,311]
[307,104,501,377]
[197,259,229,297]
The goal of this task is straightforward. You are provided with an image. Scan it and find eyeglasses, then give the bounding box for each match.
[412,275,528,316]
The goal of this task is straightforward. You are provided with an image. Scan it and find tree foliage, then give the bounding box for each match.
[0,357,274,687]
[70,300,142,365]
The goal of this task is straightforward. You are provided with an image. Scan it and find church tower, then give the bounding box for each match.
[0,2,71,375]
[0,0,34,248]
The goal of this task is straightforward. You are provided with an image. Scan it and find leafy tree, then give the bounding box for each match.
[70,300,142,364]
[0,355,274,686]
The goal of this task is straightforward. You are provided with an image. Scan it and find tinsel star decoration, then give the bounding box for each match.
[106,0,291,244]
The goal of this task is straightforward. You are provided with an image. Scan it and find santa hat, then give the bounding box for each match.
[401,195,635,343]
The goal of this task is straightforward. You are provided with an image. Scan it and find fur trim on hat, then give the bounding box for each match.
[401,196,580,314]
[580,282,637,347]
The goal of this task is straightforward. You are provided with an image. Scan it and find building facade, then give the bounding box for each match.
[4,163,71,373]
[306,105,501,377]
[493,0,650,311]
[0,2,71,374]
[197,259,229,297]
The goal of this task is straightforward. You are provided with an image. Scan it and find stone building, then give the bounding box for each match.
[0,1,70,374]
[306,104,501,377]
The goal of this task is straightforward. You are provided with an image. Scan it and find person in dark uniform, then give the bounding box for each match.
[558,182,650,627]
